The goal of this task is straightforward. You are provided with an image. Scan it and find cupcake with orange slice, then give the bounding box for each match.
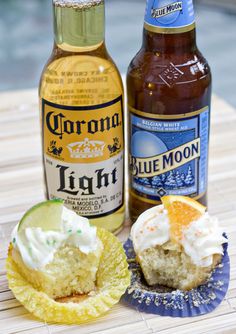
[123,196,229,317]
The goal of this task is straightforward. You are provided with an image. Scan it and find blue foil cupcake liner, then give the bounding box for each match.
[123,235,230,317]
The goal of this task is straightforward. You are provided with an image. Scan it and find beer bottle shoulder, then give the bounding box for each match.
[127,47,211,85]
[39,46,123,105]
[127,47,211,114]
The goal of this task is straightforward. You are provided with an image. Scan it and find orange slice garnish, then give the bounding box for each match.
[161,195,206,242]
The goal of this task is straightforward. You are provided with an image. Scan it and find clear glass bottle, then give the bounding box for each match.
[39,0,125,233]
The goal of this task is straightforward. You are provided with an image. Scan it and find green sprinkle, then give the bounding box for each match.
[53,240,57,245]
[67,229,72,234]
[77,229,82,234]
[13,237,16,244]
[46,240,50,246]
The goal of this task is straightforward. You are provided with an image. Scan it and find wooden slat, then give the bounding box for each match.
[155,313,236,334]
[12,327,50,334]
[0,90,236,333]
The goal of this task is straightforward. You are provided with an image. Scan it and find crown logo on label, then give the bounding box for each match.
[67,138,106,159]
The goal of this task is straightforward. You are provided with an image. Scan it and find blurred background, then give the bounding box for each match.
[0,0,236,106]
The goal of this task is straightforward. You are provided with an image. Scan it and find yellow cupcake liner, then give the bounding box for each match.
[6,228,130,324]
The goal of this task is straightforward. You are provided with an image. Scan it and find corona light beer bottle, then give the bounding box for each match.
[128,0,212,222]
[39,0,125,233]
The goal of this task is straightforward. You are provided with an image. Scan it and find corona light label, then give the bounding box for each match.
[129,106,209,203]
[42,96,124,218]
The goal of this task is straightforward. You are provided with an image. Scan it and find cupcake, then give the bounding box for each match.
[11,202,103,299]
[130,196,227,291]
[7,199,130,323]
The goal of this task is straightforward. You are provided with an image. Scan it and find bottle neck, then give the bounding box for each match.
[53,0,105,52]
[143,0,196,53]
[142,28,197,53]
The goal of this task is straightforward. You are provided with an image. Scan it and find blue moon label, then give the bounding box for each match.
[145,0,195,31]
[129,107,210,203]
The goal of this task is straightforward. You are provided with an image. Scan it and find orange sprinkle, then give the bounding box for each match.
[146,226,156,232]
[143,213,159,226]
[195,231,203,237]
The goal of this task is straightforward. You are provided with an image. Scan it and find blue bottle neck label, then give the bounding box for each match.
[144,0,195,33]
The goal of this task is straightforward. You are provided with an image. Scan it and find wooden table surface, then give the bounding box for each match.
[0,89,236,334]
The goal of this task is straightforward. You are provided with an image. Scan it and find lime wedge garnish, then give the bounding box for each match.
[18,199,64,232]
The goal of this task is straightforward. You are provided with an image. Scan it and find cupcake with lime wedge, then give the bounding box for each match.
[7,200,130,324]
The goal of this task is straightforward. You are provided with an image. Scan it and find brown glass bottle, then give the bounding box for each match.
[127,1,212,222]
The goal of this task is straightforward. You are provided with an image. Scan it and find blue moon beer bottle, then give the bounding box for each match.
[127,0,212,222]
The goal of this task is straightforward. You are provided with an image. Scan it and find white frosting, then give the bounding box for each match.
[131,205,170,253]
[12,206,98,270]
[131,205,227,267]
[182,213,227,267]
